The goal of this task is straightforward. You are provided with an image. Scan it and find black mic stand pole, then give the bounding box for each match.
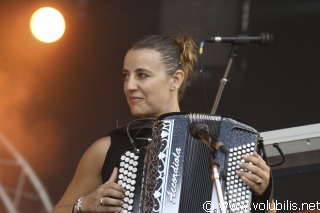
[205,137,226,213]
[211,45,240,115]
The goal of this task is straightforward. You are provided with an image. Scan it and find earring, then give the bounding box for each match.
[170,86,176,91]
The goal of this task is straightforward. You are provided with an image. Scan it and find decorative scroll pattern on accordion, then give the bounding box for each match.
[117,113,260,213]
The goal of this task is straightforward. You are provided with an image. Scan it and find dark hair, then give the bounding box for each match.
[131,34,198,100]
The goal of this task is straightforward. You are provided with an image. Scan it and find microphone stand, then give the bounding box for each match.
[203,137,226,213]
[211,45,240,115]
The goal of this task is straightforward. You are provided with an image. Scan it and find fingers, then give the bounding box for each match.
[78,167,125,212]
[236,152,270,196]
[104,167,125,195]
[98,167,125,211]
[106,167,119,184]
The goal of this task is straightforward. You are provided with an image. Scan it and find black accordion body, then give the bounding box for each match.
[117,112,260,213]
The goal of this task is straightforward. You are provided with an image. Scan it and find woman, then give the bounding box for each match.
[52,34,273,213]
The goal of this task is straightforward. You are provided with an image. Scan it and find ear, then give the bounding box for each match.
[170,70,184,90]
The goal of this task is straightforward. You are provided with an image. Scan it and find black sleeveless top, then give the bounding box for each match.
[101,119,153,182]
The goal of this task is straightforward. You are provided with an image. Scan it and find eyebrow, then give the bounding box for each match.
[122,68,150,73]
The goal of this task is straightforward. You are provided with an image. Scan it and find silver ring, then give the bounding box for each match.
[256,178,262,185]
[100,197,104,206]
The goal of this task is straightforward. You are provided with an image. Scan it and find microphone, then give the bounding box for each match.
[189,122,228,154]
[207,32,274,45]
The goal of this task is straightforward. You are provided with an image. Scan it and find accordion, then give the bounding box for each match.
[117,112,261,213]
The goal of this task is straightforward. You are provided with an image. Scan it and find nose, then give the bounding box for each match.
[124,75,138,92]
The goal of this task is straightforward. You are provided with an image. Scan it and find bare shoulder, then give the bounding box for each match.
[80,136,111,169]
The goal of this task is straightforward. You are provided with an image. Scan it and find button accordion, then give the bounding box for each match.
[117,112,261,213]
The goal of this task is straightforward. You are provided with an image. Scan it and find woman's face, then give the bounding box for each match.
[123,48,179,118]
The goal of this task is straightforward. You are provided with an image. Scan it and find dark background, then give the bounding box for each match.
[0,0,319,212]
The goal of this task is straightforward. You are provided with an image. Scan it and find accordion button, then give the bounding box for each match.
[130,153,135,158]
[122,183,126,188]
[131,180,136,185]
[118,180,123,185]
[124,197,129,202]
[130,186,135,192]
[131,174,137,179]
[128,199,133,204]
[133,156,139,160]
[125,151,131,156]
[129,193,134,198]
[124,170,128,175]
[126,185,131,190]
[127,172,132,177]
[132,168,137,173]
[125,191,130,196]
[119,168,124,173]
[125,157,130,162]
[128,166,133,171]
[121,155,126,161]
[128,205,133,211]
[133,161,138,167]
[129,159,134,165]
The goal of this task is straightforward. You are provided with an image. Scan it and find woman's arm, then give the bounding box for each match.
[52,136,124,213]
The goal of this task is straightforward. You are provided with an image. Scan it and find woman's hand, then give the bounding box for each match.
[236,152,270,196]
[80,168,125,213]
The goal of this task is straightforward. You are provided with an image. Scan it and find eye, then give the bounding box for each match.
[136,72,149,79]
[122,71,129,81]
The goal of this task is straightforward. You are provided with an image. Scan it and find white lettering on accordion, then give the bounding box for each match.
[166,147,181,204]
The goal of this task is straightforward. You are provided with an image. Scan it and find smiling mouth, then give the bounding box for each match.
[128,97,143,104]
